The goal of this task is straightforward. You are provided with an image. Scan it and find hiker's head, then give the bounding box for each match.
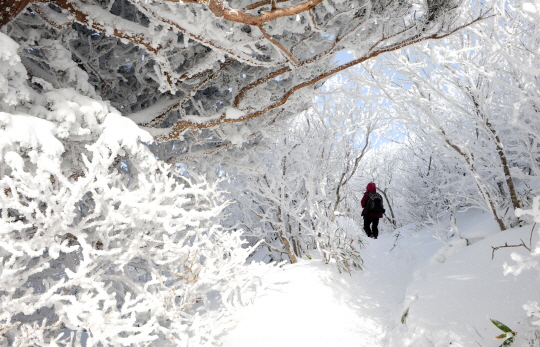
[366,182,376,192]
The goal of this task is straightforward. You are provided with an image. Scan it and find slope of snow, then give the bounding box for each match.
[220,210,539,346]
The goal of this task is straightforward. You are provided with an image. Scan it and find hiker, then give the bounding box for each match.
[361,182,385,239]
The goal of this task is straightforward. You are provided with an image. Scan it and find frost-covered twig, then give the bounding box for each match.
[491,223,536,260]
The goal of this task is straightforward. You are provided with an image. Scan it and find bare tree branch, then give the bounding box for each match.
[491,223,536,260]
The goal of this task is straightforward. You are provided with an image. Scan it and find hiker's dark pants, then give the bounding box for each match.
[363,217,379,238]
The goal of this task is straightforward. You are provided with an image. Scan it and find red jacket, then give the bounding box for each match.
[361,182,384,218]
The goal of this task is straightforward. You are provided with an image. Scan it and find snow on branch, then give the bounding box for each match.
[0,32,271,345]
[1,0,489,157]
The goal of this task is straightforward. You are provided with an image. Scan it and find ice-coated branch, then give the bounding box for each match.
[258,25,298,65]
[1,0,490,158]
[199,0,327,26]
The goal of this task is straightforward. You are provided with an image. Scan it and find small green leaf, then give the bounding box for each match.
[490,319,513,333]
[499,337,515,347]
[495,333,508,339]
[401,308,409,324]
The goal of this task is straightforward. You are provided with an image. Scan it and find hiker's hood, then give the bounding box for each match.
[366,182,376,193]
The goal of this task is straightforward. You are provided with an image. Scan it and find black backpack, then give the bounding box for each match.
[365,192,385,215]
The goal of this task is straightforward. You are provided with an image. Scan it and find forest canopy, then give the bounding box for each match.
[1,0,486,161]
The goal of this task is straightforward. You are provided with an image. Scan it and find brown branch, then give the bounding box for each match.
[149,59,235,127]
[0,0,42,27]
[142,60,234,127]
[31,0,271,92]
[296,8,369,64]
[176,64,223,84]
[164,251,200,284]
[234,66,291,107]
[180,60,235,114]
[270,108,286,124]
[157,15,487,141]
[491,223,536,260]
[141,97,185,128]
[231,11,490,114]
[30,0,176,88]
[308,9,323,32]
[258,25,298,65]
[52,0,161,54]
[206,0,326,26]
[233,11,375,108]
[262,240,288,254]
[291,31,317,53]
[138,3,282,67]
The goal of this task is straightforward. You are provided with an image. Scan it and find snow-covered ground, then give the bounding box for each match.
[220,210,539,346]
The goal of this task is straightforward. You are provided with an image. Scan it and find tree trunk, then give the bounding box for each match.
[277,206,297,263]
[377,187,397,227]
[493,134,521,210]
[470,93,521,210]
[440,129,507,231]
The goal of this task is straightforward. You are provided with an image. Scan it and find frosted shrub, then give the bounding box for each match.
[319,217,364,273]
[0,33,265,346]
[222,96,378,271]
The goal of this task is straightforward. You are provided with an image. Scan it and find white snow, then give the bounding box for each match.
[225,107,247,120]
[221,209,539,346]
[0,112,64,158]
[0,33,30,109]
[523,2,538,14]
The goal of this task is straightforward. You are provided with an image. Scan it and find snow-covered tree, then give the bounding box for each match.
[0,32,268,347]
[220,86,382,271]
[2,0,489,158]
[345,0,540,231]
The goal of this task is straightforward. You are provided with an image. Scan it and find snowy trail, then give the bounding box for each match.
[220,230,425,346]
[221,212,539,347]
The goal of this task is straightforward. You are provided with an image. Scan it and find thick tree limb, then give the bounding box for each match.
[165,0,326,27]
[0,0,39,27]
[137,3,283,68]
[234,66,291,107]
[205,0,326,26]
[160,16,488,141]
